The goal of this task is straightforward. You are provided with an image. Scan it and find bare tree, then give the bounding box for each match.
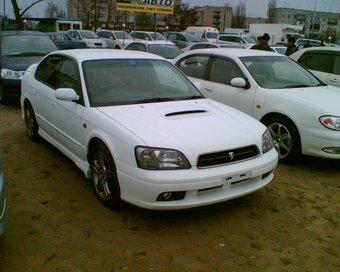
[45,1,66,18]
[163,2,198,31]
[11,0,44,29]
[232,1,246,28]
[267,0,277,23]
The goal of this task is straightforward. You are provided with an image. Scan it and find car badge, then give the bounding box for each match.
[229,152,234,161]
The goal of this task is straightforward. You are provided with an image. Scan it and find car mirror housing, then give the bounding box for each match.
[231,77,248,88]
[55,88,80,101]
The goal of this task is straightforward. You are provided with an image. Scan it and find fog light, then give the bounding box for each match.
[322,147,340,154]
[156,191,186,201]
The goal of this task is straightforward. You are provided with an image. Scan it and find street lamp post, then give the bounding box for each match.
[122,23,126,47]
[272,33,275,45]
[165,26,169,42]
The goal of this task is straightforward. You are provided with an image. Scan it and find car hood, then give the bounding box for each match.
[1,55,44,71]
[271,85,340,114]
[97,99,265,158]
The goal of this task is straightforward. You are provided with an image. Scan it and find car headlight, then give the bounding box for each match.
[86,41,95,47]
[135,146,191,170]
[320,116,340,131]
[262,129,274,154]
[1,68,23,80]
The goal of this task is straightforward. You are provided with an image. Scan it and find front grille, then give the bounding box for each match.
[197,145,259,169]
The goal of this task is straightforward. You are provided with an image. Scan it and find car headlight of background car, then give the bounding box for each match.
[262,129,274,154]
[320,116,340,131]
[1,69,23,80]
[135,146,191,170]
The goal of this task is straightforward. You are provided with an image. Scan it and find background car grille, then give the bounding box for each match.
[197,145,260,169]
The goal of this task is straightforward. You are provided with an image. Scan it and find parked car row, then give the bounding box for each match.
[1,30,340,215]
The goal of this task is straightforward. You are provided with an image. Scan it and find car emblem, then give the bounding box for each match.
[228,152,234,161]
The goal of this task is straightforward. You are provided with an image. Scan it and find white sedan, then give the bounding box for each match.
[21,49,277,210]
[172,49,340,163]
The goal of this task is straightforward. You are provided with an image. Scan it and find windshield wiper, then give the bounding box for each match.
[132,98,177,104]
[284,84,311,88]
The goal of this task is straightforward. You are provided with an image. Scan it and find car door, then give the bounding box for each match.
[202,55,255,116]
[52,56,85,159]
[33,56,63,138]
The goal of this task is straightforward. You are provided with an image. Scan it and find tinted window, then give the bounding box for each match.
[35,56,81,93]
[333,54,340,75]
[208,57,244,85]
[176,55,209,79]
[298,52,332,73]
[125,43,146,52]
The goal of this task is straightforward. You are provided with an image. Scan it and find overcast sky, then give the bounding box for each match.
[1,0,339,19]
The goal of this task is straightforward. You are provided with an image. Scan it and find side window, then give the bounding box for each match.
[178,34,186,41]
[176,55,209,79]
[35,56,63,88]
[299,52,332,73]
[332,54,340,75]
[208,57,244,85]
[125,43,142,51]
[56,58,81,93]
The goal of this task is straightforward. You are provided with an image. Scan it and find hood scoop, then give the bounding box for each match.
[165,110,209,118]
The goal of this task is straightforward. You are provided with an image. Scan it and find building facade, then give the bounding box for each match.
[271,8,340,43]
[194,6,233,32]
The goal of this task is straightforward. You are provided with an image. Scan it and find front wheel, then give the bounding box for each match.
[90,143,122,208]
[263,116,301,164]
[25,101,40,142]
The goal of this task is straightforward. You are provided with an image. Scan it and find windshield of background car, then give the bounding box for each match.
[207,33,219,39]
[114,32,133,39]
[186,34,202,42]
[243,36,256,43]
[241,56,323,89]
[79,31,100,39]
[83,59,204,107]
[1,35,58,57]
[148,45,183,59]
[151,33,166,40]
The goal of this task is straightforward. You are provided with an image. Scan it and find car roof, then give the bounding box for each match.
[128,40,175,45]
[131,31,162,34]
[48,49,165,62]
[177,48,279,58]
[293,46,340,52]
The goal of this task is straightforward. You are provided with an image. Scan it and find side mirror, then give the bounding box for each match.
[231,77,248,88]
[55,88,80,101]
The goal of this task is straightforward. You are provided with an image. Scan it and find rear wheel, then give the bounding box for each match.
[90,143,122,208]
[264,116,301,164]
[25,102,40,142]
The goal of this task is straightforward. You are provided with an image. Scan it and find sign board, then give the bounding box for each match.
[117,0,174,15]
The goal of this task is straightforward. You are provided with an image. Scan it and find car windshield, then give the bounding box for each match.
[1,35,58,57]
[79,31,100,39]
[148,44,183,59]
[114,32,133,39]
[83,59,204,106]
[207,33,219,39]
[243,36,256,43]
[186,34,202,42]
[150,33,166,40]
[241,56,324,89]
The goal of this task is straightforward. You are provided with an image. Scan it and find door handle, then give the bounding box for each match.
[329,78,339,83]
[204,87,213,92]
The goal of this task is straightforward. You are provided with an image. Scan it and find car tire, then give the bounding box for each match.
[90,143,122,208]
[115,45,120,49]
[24,101,40,142]
[263,116,301,164]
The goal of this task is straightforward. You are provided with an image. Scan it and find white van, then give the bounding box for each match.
[185,26,219,42]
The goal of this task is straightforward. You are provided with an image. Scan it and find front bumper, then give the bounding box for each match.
[116,148,278,210]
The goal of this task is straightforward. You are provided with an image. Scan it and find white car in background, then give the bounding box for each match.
[67,30,107,49]
[20,49,277,210]
[96,30,133,49]
[123,40,183,60]
[290,46,340,88]
[172,49,340,163]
